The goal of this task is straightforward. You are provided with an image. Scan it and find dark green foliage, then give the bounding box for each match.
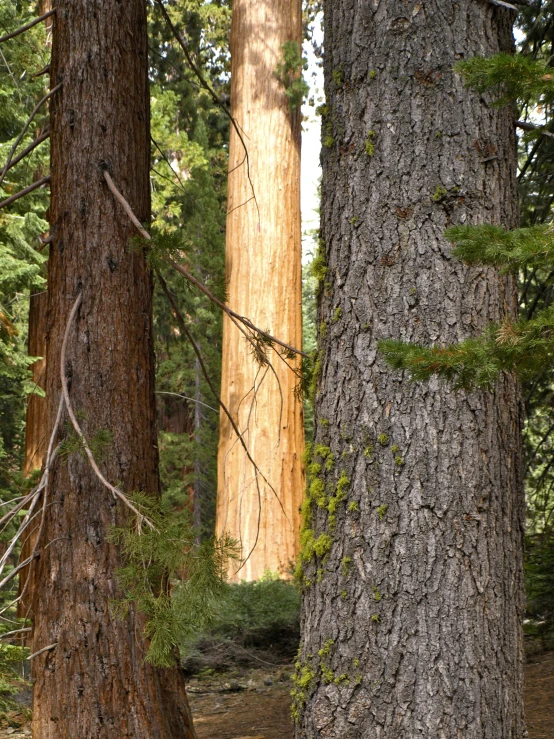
[148,0,230,537]
[209,574,301,638]
[455,52,554,106]
[275,41,310,112]
[446,223,554,271]
[525,533,554,651]
[111,493,239,667]
[0,0,49,524]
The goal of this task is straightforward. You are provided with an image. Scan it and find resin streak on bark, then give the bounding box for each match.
[297,2,525,737]
[216,0,305,581]
[29,1,196,736]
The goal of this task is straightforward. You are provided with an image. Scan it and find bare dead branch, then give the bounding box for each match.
[516,120,554,139]
[59,293,156,529]
[0,175,51,210]
[27,642,57,661]
[33,64,50,78]
[2,131,49,175]
[0,82,61,189]
[156,270,287,526]
[0,627,31,639]
[102,169,306,358]
[488,0,518,9]
[0,8,56,44]
[152,0,260,221]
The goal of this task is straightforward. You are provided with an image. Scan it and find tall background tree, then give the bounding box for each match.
[216,0,306,581]
[294,2,525,737]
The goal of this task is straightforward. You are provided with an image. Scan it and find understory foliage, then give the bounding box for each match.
[111,494,239,667]
[380,4,554,646]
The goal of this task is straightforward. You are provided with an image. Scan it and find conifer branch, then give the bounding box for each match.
[0,175,51,211]
[445,223,554,271]
[0,83,61,189]
[379,304,554,387]
[0,8,56,44]
[2,131,50,175]
[103,169,307,358]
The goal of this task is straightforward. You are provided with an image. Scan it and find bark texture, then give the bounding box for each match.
[216,0,305,581]
[29,2,196,736]
[296,3,525,738]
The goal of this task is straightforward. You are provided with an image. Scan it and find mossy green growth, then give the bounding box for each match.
[311,248,328,285]
[318,639,335,658]
[432,185,448,202]
[334,674,350,685]
[365,130,376,157]
[372,586,382,602]
[377,433,389,446]
[327,471,350,527]
[364,445,374,458]
[332,67,344,87]
[371,613,380,622]
[341,556,352,577]
[353,658,360,668]
[332,306,342,323]
[369,70,377,79]
[320,663,334,684]
[314,444,332,459]
[377,504,388,520]
[341,589,348,599]
[391,444,399,453]
[291,655,316,722]
[319,321,327,338]
[310,477,327,508]
[394,456,404,467]
[320,417,330,427]
[348,501,359,513]
[349,216,359,225]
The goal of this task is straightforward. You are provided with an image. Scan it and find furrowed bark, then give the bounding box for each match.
[29,1,196,736]
[296,2,525,738]
[216,0,305,582]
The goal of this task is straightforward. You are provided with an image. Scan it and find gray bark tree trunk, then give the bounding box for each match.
[28,1,196,736]
[295,3,525,738]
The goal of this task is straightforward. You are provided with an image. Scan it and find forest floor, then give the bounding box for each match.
[0,651,552,738]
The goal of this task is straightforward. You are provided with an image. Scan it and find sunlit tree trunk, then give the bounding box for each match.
[296,2,525,737]
[28,1,196,735]
[216,0,305,582]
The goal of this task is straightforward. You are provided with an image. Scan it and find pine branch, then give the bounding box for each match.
[379,304,554,387]
[0,175,51,211]
[2,131,49,175]
[0,83,61,189]
[446,223,554,272]
[0,8,56,44]
[455,52,554,105]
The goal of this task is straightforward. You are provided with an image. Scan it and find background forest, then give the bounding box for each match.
[0,0,553,729]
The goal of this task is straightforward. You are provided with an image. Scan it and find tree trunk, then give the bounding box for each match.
[216,0,305,582]
[296,3,525,738]
[18,0,52,623]
[29,1,196,736]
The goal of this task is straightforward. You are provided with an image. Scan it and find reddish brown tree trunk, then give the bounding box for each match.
[29,1,196,736]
